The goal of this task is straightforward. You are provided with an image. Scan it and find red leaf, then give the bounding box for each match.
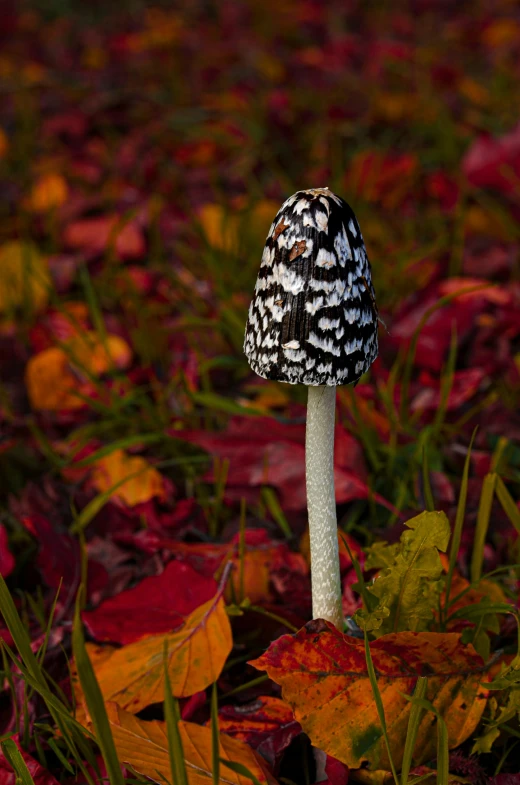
[0,525,14,578]
[217,696,301,768]
[0,738,60,785]
[63,215,145,260]
[82,560,217,644]
[463,123,520,196]
[172,417,392,512]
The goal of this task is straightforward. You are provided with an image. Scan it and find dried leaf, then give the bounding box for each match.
[250,621,488,771]
[99,702,276,785]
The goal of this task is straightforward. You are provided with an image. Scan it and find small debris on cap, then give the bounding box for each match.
[244,188,378,386]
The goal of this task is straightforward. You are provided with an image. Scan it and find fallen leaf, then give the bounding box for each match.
[0,241,51,316]
[463,122,520,196]
[0,524,15,578]
[97,702,276,785]
[82,560,217,644]
[25,332,132,411]
[0,736,60,785]
[25,346,88,410]
[88,449,167,506]
[63,215,145,260]
[92,577,233,709]
[65,331,132,375]
[25,173,68,212]
[216,696,301,767]
[250,622,489,771]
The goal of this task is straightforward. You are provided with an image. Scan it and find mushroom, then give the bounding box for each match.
[244,187,378,630]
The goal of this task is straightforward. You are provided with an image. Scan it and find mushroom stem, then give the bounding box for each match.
[305,384,343,630]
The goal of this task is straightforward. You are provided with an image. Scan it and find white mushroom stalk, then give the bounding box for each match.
[244,187,378,632]
[306,384,343,628]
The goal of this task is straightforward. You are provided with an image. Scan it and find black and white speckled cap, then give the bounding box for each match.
[244,187,379,386]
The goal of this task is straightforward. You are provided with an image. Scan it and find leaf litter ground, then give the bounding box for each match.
[1,2,520,784]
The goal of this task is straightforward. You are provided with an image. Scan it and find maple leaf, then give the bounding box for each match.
[84,576,233,712]
[355,510,450,635]
[250,622,489,771]
[96,702,277,785]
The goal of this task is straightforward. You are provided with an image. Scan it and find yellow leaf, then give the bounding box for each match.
[0,241,50,315]
[65,331,132,375]
[93,591,232,711]
[89,449,167,506]
[101,702,275,785]
[25,173,68,212]
[199,204,239,253]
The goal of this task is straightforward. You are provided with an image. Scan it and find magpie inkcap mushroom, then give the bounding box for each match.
[244,187,378,386]
[244,188,379,630]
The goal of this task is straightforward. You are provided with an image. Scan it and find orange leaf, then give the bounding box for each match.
[24,332,132,411]
[25,347,87,411]
[92,579,233,711]
[250,621,489,771]
[100,702,276,785]
[64,331,132,375]
[25,173,68,212]
[88,449,167,506]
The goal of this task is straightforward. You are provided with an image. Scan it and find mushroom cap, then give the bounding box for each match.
[244,188,379,386]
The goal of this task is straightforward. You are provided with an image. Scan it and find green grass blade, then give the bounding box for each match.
[0,573,46,684]
[444,427,477,625]
[363,631,399,785]
[421,445,435,512]
[261,486,291,538]
[70,433,166,468]
[70,466,150,533]
[162,641,188,785]
[1,739,36,785]
[191,391,263,417]
[401,676,428,784]
[211,683,220,785]
[219,758,264,785]
[470,473,497,584]
[46,738,75,774]
[71,586,125,785]
[339,532,372,613]
[495,476,520,535]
